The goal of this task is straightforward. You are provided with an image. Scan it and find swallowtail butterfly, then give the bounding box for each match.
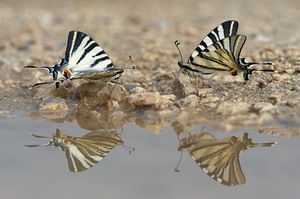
[175,20,274,80]
[25,31,125,88]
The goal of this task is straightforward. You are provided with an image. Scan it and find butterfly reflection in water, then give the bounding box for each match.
[176,132,277,186]
[25,128,133,172]
[175,20,274,80]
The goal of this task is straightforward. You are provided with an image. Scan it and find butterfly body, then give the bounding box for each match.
[177,20,273,80]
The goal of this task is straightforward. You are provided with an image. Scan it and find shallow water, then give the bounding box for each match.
[1,116,299,199]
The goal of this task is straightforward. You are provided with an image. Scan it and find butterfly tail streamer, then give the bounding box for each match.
[121,143,135,154]
[252,142,277,147]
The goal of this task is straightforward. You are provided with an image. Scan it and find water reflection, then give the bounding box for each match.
[176,131,277,186]
[25,128,133,172]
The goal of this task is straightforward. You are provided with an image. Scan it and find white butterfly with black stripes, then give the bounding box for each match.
[176,132,276,186]
[24,31,125,88]
[175,20,274,80]
[25,129,129,172]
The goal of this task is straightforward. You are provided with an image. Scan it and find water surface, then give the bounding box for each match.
[0,117,299,199]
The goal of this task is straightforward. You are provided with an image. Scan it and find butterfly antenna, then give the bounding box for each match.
[254,141,277,147]
[121,55,135,70]
[174,151,183,172]
[175,40,183,64]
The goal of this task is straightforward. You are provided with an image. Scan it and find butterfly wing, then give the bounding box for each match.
[186,35,247,78]
[64,130,124,172]
[190,20,239,59]
[180,132,246,186]
[64,31,115,79]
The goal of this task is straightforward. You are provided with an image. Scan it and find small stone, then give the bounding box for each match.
[172,78,198,98]
[127,92,161,106]
[216,101,251,115]
[178,94,199,108]
[268,94,283,104]
[253,102,275,113]
[39,96,68,119]
[201,96,220,109]
[285,68,295,74]
[129,87,147,94]
[272,73,291,82]
[76,82,128,106]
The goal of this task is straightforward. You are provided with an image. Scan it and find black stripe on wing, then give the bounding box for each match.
[65,31,86,63]
[75,38,99,65]
[204,35,246,60]
[65,30,114,73]
[190,20,239,59]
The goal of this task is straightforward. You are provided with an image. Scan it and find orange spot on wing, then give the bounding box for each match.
[230,69,238,76]
[230,137,238,145]
[64,69,72,77]
[64,140,71,145]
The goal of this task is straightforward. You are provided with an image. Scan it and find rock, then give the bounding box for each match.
[252,102,276,113]
[75,82,128,106]
[268,94,283,104]
[129,87,147,94]
[127,92,161,106]
[178,94,199,108]
[216,101,251,115]
[158,94,177,108]
[39,96,68,119]
[201,96,220,109]
[172,78,198,98]
[272,73,291,82]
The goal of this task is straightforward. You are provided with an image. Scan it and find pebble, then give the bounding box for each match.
[252,102,275,113]
[216,101,251,115]
[76,82,128,106]
[127,92,161,106]
[129,87,147,94]
[39,96,68,119]
[178,94,199,108]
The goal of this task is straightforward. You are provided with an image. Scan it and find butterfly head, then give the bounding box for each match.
[49,136,72,151]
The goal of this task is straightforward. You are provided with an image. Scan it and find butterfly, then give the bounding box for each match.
[25,128,126,172]
[176,132,277,186]
[24,31,125,88]
[175,20,274,80]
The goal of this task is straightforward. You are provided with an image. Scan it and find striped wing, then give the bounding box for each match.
[179,132,276,186]
[64,31,115,79]
[177,20,265,80]
[190,20,239,59]
[63,130,124,172]
[179,132,245,186]
[188,35,247,76]
[25,129,123,172]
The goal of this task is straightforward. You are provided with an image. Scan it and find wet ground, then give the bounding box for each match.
[1,0,300,198]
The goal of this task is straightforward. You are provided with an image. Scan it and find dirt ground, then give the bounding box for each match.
[1,0,300,137]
